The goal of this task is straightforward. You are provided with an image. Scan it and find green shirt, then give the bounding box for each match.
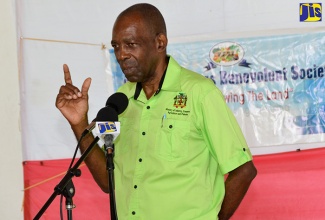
[114,56,252,220]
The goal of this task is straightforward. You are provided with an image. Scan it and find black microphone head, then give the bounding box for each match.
[96,106,118,122]
[105,92,129,115]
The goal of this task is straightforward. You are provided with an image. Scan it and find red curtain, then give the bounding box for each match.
[24,148,325,219]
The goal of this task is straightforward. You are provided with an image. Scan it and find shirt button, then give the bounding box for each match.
[134,185,137,189]
[169,125,173,129]
[146,106,150,109]
[142,132,146,135]
[139,158,142,162]
[132,211,136,215]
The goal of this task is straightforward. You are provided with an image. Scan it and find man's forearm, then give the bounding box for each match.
[218,161,257,220]
[71,122,109,193]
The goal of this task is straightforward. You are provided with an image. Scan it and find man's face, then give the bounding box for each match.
[111,14,159,83]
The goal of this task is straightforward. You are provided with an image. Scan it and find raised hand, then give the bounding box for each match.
[55,64,92,126]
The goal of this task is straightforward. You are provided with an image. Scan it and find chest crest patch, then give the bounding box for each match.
[173,92,187,108]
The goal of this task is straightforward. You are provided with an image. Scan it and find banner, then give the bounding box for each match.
[108,31,325,148]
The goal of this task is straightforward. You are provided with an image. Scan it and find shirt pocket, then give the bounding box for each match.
[155,119,190,161]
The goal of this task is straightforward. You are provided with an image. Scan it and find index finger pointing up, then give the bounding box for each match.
[63,64,73,85]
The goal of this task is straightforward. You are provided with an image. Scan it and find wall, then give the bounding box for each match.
[0,0,24,219]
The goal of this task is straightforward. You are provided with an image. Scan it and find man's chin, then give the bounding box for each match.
[125,76,140,83]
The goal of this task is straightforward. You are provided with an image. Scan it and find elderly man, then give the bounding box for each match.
[56,3,257,220]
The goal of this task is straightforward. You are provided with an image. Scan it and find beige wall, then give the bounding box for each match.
[0,0,24,219]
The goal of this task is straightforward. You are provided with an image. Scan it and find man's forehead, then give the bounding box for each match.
[112,16,151,37]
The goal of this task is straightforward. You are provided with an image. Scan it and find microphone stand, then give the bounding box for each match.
[106,144,118,220]
[33,136,100,220]
[62,179,78,220]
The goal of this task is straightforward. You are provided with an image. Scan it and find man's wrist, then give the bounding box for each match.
[70,118,89,138]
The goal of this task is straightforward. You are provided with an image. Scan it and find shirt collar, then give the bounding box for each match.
[133,55,181,100]
[134,63,167,100]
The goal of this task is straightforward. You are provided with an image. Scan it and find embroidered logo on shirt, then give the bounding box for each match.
[173,93,187,108]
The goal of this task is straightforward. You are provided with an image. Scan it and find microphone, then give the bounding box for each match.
[106,92,129,114]
[104,134,114,150]
[95,92,128,150]
[93,113,121,151]
[81,92,128,137]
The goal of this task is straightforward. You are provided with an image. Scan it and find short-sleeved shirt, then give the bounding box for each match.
[114,56,252,220]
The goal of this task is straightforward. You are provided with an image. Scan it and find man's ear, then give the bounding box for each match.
[156,33,168,52]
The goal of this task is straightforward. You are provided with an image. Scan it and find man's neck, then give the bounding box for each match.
[142,84,158,99]
[142,56,169,99]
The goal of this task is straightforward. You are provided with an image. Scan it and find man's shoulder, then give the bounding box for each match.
[168,56,215,88]
[180,67,216,90]
[117,81,136,96]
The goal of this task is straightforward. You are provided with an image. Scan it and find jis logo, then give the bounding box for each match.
[299,3,322,22]
[97,122,117,134]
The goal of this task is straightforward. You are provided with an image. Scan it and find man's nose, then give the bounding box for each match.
[116,46,130,61]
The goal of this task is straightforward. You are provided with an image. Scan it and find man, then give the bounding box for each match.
[56,3,257,220]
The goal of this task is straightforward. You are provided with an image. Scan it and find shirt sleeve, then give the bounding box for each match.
[200,88,253,175]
